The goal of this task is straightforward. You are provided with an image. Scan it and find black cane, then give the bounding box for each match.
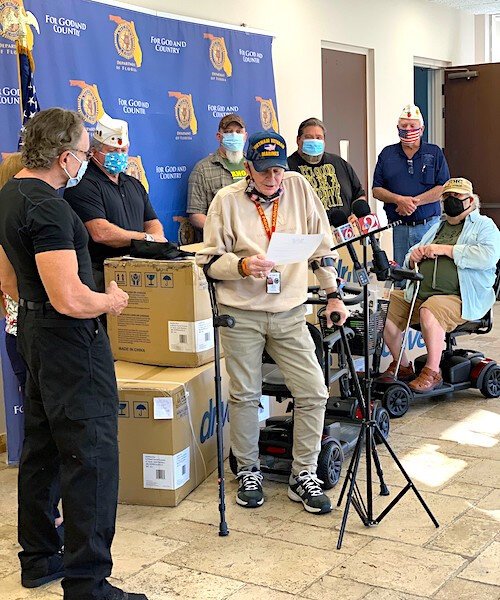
[207,278,233,536]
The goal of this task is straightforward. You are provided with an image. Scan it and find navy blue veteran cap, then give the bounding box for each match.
[245,131,289,172]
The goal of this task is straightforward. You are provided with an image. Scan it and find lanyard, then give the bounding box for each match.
[252,199,279,241]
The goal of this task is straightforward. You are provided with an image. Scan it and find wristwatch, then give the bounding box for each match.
[144,233,155,242]
[326,291,342,300]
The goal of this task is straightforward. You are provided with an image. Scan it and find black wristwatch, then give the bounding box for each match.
[237,257,248,278]
[326,291,342,300]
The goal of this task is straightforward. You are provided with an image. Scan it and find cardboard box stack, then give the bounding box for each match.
[105,254,214,367]
[115,359,230,507]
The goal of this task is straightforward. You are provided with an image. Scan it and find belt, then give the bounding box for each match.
[19,298,54,311]
[398,217,437,227]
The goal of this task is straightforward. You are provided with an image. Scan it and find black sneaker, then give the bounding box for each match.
[288,470,332,514]
[236,468,264,508]
[104,584,149,599]
[21,551,64,588]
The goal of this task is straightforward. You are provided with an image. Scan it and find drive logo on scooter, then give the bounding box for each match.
[200,397,230,443]
[382,329,425,357]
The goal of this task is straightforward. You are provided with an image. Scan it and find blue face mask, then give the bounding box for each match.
[221,132,245,153]
[302,139,325,157]
[64,153,88,188]
[103,151,129,175]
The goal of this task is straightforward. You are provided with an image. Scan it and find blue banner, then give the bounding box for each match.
[0,0,278,239]
[0,323,24,465]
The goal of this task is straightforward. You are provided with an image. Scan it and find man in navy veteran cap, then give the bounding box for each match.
[196,131,348,514]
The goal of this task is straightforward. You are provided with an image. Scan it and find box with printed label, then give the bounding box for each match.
[115,359,230,507]
[105,256,214,367]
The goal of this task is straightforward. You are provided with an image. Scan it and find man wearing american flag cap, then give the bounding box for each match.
[372,103,450,268]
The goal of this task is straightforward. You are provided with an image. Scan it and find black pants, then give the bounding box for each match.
[17,305,119,600]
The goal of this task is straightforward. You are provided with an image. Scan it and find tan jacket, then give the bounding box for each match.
[196,172,339,312]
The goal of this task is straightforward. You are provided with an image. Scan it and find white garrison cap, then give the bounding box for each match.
[94,113,129,147]
[398,103,424,124]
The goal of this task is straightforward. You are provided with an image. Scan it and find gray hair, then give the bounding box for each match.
[21,108,84,170]
[90,138,104,152]
[297,117,326,138]
[471,193,480,209]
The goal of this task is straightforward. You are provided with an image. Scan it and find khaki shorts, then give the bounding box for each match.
[386,290,466,333]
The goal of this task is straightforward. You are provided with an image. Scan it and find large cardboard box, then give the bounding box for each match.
[105,257,214,367]
[115,359,229,507]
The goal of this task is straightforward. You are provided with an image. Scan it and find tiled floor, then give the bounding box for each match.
[1,307,499,600]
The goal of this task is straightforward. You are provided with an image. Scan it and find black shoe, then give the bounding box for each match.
[21,551,64,588]
[236,468,264,508]
[104,585,149,599]
[288,470,332,514]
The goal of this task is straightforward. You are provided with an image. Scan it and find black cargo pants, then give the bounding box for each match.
[16,303,119,600]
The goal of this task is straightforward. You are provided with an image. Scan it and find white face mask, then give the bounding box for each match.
[64,152,88,188]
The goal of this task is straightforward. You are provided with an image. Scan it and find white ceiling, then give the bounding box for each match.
[427,0,500,13]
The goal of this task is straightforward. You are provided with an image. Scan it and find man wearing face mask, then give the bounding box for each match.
[0,109,148,600]
[373,104,450,268]
[64,114,165,292]
[381,177,500,392]
[287,117,366,218]
[187,113,247,240]
[197,131,349,514]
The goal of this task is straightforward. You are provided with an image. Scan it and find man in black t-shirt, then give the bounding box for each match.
[287,117,365,219]
[64,114,165,291]
[0,109,147,600]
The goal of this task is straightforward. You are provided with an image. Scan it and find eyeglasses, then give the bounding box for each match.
[407,159,414,175]
[71,148,93,160]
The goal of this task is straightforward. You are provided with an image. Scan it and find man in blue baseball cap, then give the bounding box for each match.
[197,131,348,515]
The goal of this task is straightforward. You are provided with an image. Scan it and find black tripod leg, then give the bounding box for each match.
[371,428,390,496]
[374,433,439,528]
[337,423,368,549]
[337,420,364,507]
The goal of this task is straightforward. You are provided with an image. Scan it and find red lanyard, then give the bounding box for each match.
[252,199,279,241]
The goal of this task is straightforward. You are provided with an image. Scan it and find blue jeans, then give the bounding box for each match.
[392,217,440,267]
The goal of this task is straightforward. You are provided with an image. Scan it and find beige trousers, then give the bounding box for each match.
[219,304,328,475]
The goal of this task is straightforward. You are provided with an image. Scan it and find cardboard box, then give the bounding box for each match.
[115,359,230,507]
[105,257,214,367]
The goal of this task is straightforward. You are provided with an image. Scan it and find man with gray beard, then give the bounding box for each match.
[187,113,247,240]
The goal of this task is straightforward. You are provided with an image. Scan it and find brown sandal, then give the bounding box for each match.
[408,367,443,393]
[380,360,415,382]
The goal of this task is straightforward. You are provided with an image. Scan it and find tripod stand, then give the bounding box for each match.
[207,278,234,537]
[335,239,439,549]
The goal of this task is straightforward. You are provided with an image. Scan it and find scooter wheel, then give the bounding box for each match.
[317,439,344,490]
[373,406,390,444]
[382,385,411,418]
[228,448,238,475]
[480,365,500,398]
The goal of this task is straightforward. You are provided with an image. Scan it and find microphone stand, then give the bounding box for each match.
[334,237,439,549]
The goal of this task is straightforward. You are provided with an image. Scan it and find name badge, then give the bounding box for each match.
[266,269,281,294]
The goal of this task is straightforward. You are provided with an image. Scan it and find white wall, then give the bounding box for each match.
[114,0,475,161]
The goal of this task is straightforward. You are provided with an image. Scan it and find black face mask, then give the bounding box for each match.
[443,196,467,218]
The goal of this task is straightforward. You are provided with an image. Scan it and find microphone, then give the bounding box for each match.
[329,209,356,244]
[351,199,390,281]
[351,198,381,234]
[329,208,369,286]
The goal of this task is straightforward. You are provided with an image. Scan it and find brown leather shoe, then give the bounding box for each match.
[380,360,415,382]
[409,367,443,393]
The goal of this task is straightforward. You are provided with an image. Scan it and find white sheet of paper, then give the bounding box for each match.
[266,233,324,265]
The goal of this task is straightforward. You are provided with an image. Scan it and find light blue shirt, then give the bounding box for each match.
[404,209,500,320]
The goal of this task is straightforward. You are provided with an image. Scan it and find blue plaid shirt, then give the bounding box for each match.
[403,210,500,320]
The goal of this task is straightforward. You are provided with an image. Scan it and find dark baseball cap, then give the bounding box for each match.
[218,113,246,130]
[245,131,289,172]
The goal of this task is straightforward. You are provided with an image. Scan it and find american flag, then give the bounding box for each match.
[16,42,40,148]
[399,128,421,144]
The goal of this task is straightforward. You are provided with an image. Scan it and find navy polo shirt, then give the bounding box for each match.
[64,160,158,265]
[372,142,450,224]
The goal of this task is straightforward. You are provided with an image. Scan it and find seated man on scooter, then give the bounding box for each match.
[382,177,500,392]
